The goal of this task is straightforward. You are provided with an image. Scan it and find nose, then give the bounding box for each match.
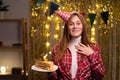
[73,24,77,28]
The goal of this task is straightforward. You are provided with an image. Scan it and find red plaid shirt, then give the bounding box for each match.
[49,44,105,80]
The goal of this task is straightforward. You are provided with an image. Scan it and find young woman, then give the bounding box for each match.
[49,12,105,80]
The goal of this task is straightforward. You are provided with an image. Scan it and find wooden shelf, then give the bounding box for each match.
[0,19,23,22]
[0,18,28,80]
[0,71,27,76]
[0,46,22,50]
[0,72,11,75]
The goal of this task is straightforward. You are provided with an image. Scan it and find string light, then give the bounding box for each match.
[90,27,96,42]
[46,41,50,48]
[45,24,49,29]
[31,26,37,37]
[46,33,50,37]
[54,34,59,39]
[47,16,51,21]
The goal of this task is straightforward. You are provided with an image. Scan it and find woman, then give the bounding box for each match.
[49,11,105,80]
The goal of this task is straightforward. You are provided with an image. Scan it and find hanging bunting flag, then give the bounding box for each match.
[88,13,96,26]
[100,11,109,25]
[36,0,46,6]
[49,2,60,16]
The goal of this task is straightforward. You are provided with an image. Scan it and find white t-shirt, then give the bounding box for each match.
[68,36,81,79]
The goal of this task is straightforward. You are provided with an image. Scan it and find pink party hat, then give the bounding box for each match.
[55,11,72,21]
[55,11,85,21]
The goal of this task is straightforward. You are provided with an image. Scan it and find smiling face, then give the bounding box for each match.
[68,15,83,38]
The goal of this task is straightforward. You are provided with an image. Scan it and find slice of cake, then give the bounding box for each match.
[35,61,54,71]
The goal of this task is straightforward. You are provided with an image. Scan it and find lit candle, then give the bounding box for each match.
[43,54,48,61]
[0,66,6,73]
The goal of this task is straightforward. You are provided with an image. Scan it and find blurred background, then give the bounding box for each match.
[0,0,120,80]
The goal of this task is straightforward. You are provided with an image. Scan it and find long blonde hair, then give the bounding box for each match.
[55,12,92,62]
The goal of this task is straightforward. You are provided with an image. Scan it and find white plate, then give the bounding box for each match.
[31,65,58,72]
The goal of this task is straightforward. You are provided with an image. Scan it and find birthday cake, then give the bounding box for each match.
[35,61,54,71]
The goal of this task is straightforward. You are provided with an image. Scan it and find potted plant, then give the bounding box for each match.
[0,0,9,19]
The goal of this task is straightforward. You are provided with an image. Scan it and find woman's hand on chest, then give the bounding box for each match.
[75,42,94,56]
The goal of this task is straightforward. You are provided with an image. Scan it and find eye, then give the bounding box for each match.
[68,22,73,26]
[77,22,81,25]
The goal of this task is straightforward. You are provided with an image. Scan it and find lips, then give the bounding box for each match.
[72,29,80,32]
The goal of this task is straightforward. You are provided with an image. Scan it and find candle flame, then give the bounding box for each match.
[43,54,48,61]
